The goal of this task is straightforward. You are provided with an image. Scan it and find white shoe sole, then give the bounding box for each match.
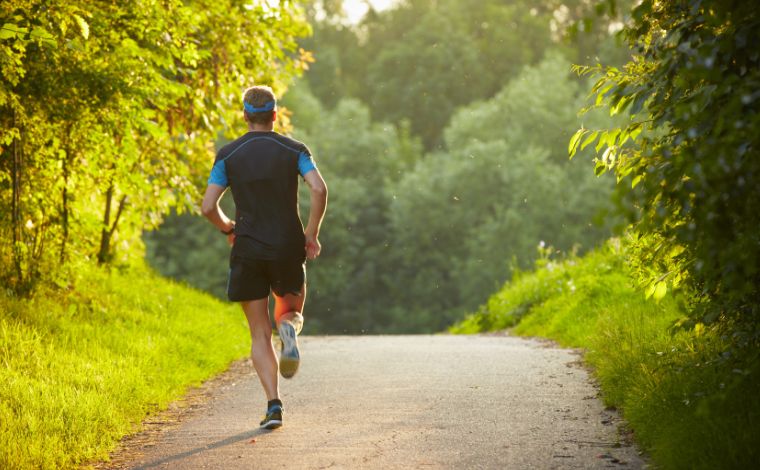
[278,322,300,379]
[261,419,282,430]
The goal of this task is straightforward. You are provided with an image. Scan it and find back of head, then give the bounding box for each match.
[243,85,276,125]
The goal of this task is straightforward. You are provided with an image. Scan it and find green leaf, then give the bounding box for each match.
[644,282,656,299]
[617,129,630,146]
[652,281,667,300]
[580,130,599,151]
[30,27,56,46]
[568,128,586,157]
[73,15,90,40]
[606,129,621,147]
[595,131,608,152]
[610,95,631,116]
[629,124,643,140]
[595,83,614,106]
[629,92,647,116]
[631,174,643,188]
[0,23,28,40]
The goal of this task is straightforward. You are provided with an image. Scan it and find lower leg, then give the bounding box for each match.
[279,311,304,334]
[274,286,306,379]
[274,285,307,333]
[242,299,279,401]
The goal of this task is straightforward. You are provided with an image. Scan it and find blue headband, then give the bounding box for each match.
[244,100,275,113]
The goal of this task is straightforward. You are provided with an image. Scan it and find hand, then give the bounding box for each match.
[305,234,321,260]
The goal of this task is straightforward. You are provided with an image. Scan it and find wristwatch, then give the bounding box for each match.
[221,223,235,235]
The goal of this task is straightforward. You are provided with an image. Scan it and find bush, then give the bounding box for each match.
[571,0,760,328]
[452,241,760,469]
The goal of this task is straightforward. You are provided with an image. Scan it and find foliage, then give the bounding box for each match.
[303,0,555,148]
[363,10,488,148]
[386,52,616,330]
[0,0,311,293]
[288,95,422,332]
[452,242,760,469]
[301,0,636,150]
[569,0,760,327]
[144,2,629,333]
[146,54,617,333]
[0,263,248,469]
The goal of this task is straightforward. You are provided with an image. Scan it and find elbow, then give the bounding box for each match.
[200,200,215,218]
[314,183,328,200]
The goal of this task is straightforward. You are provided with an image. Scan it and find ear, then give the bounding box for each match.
[272,110,277,122]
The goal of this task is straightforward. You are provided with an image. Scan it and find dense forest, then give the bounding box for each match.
[146,0,632,333]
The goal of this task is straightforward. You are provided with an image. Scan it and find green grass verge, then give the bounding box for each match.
[0,263,249,469]
[451,242,760,469]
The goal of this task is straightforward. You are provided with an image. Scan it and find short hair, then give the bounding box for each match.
[243,85,276,124]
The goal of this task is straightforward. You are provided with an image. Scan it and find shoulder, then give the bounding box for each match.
[215,133,256,162]
[271,133,311,156]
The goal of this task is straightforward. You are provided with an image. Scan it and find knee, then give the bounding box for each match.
[250,325,273,342]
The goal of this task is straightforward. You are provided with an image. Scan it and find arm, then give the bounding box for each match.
[303,169,328,260]
[201,184,235,245]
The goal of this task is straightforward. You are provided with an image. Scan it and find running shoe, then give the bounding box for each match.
[277,320,300,379]
[260,404,283,430]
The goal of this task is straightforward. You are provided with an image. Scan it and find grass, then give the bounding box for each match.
[0,263,249,469]
[451,241,760,469]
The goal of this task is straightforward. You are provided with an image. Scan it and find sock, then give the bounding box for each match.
[268,399,283,410]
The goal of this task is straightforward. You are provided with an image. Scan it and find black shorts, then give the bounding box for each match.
[227,256,305,302]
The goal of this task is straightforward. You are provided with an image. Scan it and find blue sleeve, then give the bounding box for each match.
[298,151,317,177]
[207,159,228,187]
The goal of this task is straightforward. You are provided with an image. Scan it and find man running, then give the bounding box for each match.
[201,85,328,430]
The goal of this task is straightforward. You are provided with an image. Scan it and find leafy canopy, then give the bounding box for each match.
[570,0,760,327]
[0,0,310,292]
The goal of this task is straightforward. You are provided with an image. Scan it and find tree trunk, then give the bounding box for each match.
[60,141,70,264]
[97,183,114,264]
[11,110,23,283]
[97,182,128,265]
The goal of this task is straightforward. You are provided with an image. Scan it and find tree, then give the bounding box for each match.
[300,0,633,150]
[571,0,760,327]
[387,52,616,330]
[0,0,310,292]
[365,10,487,149]
[142,2,629,334]
[292,96,422,332]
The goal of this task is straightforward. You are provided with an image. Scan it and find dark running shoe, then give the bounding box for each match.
[277,320,300,379]
[260,404,283,430]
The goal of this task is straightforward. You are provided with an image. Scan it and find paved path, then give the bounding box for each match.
[106,335,645,469]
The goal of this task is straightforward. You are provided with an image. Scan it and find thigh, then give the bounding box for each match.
[228,256,270,302]
[266,258,305,299]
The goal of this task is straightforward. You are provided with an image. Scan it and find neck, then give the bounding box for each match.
[248,122,273,132]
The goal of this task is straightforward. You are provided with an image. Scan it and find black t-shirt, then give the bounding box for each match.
[207,131,317,260]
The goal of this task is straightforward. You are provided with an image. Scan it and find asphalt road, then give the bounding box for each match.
[105,335,645,469]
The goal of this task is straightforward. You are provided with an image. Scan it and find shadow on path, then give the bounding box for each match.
[134,428,269,469]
